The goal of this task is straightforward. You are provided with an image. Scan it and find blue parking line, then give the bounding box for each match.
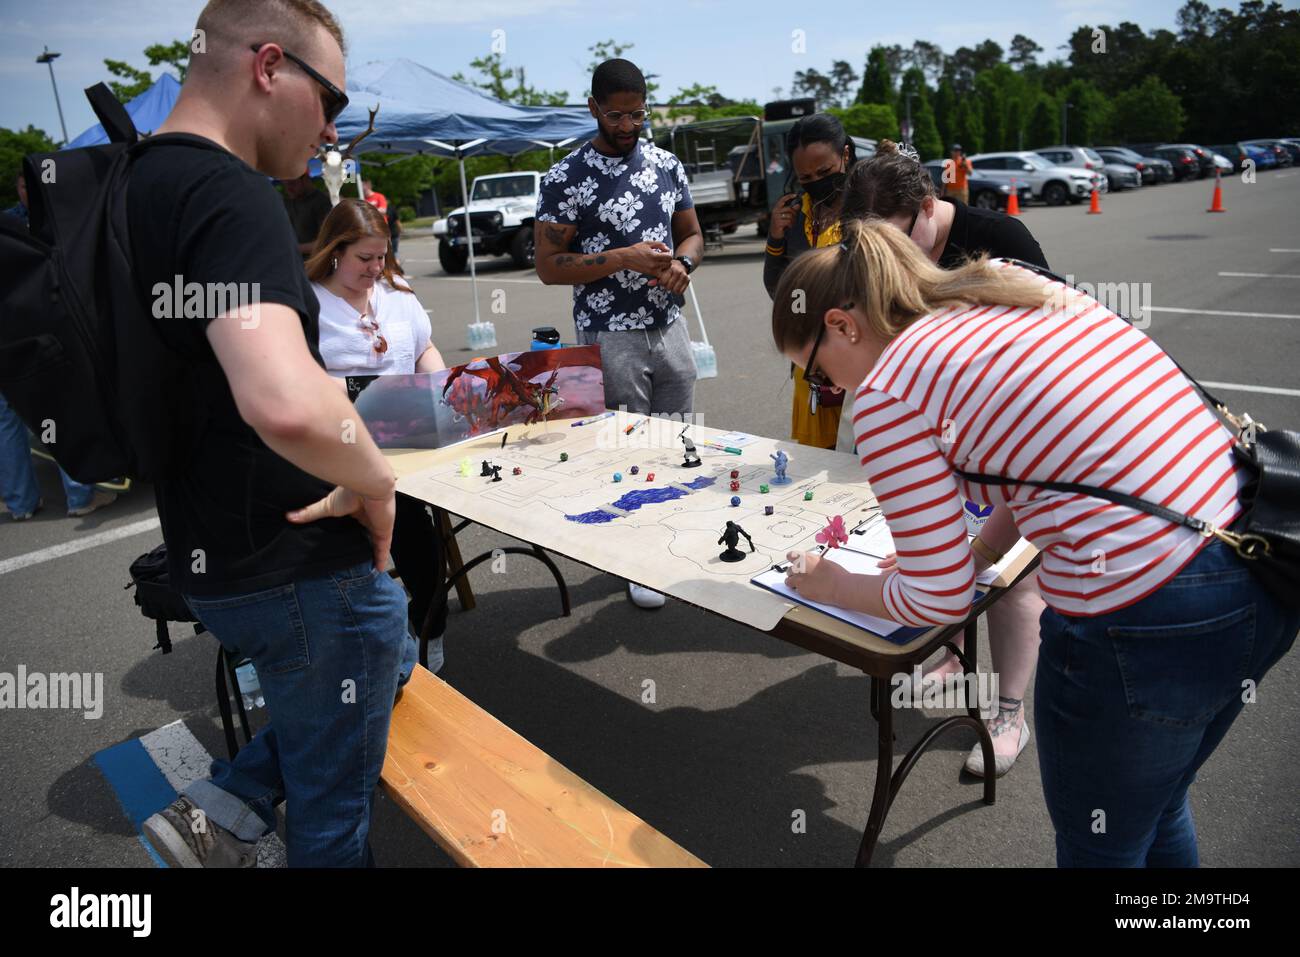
[93,737,178,868]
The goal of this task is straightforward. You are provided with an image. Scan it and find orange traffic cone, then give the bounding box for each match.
[1087,188,1102,214]
[1207,170,1225,213]
[1006,178,1021,216]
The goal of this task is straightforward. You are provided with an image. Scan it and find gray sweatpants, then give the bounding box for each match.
[577,319,697,416]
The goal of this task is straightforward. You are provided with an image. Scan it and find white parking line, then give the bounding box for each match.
[1268,249,1300,253]
[0,517,161,576]
[1201,381,1300,398]
[1218,272,1300,279]
[1147,306,1300,320]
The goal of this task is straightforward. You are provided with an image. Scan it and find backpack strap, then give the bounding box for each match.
[84,83,138,145]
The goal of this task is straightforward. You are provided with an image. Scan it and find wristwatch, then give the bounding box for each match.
[675,255,696,274]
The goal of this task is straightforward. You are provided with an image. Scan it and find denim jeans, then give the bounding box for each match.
[182,560,419,867]
[1035,539,1299,867]
[0,391,94,514]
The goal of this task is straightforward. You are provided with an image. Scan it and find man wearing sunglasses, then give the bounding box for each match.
[132,0,416,868]
[535,58,705,610]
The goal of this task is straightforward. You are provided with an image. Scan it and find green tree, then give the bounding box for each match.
[452,52,567,106]
[1058,78,1111,144]
[829,103,899,142]
[0,125,57,206]
[1110,75,1185,142]
[828,60,859,108]
[954,97,984,154]
[857,47,893,105]
[791,67,834,105]
[587,39,658,100]
[1007,34,1043,70]
[898,68,942,160]
[1026,95,1058,149]
[933,78,957,151]
[104,38,193,102]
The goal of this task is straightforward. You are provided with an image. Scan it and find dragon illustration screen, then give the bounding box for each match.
[353,345,606,449]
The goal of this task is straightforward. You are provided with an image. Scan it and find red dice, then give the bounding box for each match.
[730,480,740,491]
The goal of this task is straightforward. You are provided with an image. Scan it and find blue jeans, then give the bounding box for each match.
[1035,539,1299,867]
[182,561,419,867]
[0,391,94,514]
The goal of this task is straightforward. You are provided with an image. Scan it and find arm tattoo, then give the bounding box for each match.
[543,224,567,246]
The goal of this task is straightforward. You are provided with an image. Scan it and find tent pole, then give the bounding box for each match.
[456,146,482,326]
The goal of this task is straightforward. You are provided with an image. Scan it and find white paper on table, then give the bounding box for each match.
[841,514,1001,586]
[712,431,760,448]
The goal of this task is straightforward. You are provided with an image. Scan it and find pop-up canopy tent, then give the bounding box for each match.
[66,73,182,148]
[334,59,603,328]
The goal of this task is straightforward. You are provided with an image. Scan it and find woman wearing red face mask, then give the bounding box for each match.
[763,113,856,450]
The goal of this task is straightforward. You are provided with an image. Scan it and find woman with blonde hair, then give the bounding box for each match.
[304,199,449,671]
[837,140,1051,778]
[772,217,1298,866]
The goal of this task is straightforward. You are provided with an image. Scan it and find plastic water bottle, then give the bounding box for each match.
[467,320,497,351]
[234,662,265,711]
[692,340,718,379]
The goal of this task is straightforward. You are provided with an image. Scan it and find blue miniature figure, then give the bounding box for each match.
[770,450,792,485]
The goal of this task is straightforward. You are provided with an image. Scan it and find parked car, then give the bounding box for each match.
[1034,145,1109,192]
[1243,139,1296,167]
[1096,146,1169,185]
[1244,142,1279,170]
[921,160,1033,210]
[1130,144,1202,181]
[432,171,540,273]
[968,151,1097,205]
[1209,151,1234,175]
[1159,143,1218,178]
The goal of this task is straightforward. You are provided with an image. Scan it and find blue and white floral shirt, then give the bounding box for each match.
[536,140,694,333]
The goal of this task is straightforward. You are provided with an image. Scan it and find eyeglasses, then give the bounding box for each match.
[600,108,648,127]
[359,313,388,355]
[802,301,852,415]
[905,207,920,236]
[250,44,349,124]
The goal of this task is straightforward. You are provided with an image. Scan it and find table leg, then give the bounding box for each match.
[962,619,996,807]
[436,508,476,612]
[856,676,894,867]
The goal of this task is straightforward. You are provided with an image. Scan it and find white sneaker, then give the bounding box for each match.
[627,582,665,609]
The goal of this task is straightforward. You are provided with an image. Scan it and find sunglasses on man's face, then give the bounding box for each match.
[251,44,349,124]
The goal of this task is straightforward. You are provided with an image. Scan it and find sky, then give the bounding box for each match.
[0,0,1222,142]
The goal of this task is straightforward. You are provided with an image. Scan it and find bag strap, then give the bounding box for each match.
[84,82,138,145]
[963,259,1269,558]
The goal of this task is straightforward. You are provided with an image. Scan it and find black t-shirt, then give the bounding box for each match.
[936,197,1049,270]
[127,136,370,596]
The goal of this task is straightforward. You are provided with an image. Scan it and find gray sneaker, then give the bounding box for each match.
[142,795,258,868]
[67,489,116,518]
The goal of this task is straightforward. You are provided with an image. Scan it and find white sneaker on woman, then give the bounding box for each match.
[965,721,1031,778]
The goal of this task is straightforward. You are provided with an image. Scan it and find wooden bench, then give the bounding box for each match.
[380,665,708,868]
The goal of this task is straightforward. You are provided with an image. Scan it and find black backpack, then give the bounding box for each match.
[125,542,205,654]
[0,83,215,483]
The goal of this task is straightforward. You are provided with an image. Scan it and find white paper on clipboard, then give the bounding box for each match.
[841,514,1002,586]
[750,547,908,638]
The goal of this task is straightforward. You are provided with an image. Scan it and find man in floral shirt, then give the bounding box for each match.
[535,59,704,607]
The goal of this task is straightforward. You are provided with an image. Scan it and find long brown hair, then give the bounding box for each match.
[771,217,1058,353]
[839,139,936,224]
[305,198,410,291]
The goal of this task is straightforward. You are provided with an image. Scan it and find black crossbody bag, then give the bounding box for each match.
[955,260,1300,610]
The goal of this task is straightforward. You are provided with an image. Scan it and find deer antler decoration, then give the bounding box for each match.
[319,105,379,206]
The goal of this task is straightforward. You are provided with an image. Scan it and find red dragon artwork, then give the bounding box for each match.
[440,349,596,434]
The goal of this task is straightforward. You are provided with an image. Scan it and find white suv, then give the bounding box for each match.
[967,151,1098,206]
[432,171,540,273]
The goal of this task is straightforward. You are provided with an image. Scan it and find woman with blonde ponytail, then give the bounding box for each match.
[836,139,1053,782]
[772,218,1297,867]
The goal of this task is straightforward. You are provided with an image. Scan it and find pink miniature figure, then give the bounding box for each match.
[815,515,849,550]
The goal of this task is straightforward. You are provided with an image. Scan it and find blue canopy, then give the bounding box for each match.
[66,73,182,148]
[334,59,598,158]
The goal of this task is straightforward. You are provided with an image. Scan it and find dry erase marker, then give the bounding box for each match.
[571,411,616,427]
[701,441,742,455]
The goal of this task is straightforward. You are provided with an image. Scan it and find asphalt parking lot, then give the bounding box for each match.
[2,168,1296,867]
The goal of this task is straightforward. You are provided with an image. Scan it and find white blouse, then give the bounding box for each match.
[312,278,433,376]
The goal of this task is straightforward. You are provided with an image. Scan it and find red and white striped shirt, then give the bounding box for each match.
[853,263,1244,622]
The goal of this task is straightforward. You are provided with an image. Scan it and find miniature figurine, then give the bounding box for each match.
[490,465,503,482]
[679,426,702,468]
[764,505,775,516]
[771,450,791,485]
[480,460,493,477]
[718,520,755,562]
